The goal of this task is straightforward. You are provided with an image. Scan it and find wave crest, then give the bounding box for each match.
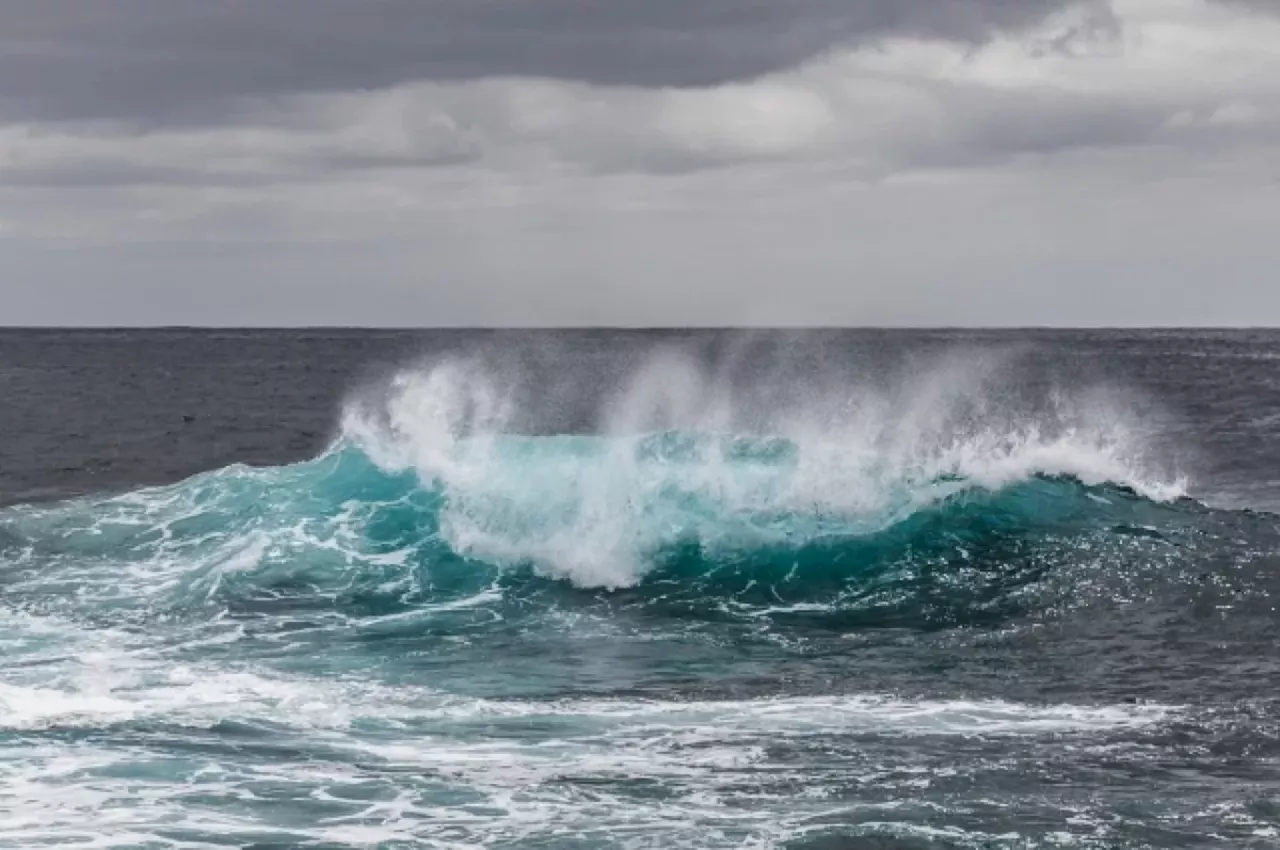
[339,350,1185,588]
[0,345,1200,637]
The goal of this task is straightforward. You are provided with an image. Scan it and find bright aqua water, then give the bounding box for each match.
[2,334,1279,849]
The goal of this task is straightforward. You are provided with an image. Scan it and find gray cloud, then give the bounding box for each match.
[5,152,1279,327]
[1,134,481,190]
[1212,0,1280,12]
[0,0,1090,124]
[1,0,1278,326]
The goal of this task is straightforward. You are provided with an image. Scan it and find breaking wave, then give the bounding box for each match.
[0,347,1213,633]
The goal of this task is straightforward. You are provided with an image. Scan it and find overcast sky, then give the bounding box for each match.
[2,0,1278,326]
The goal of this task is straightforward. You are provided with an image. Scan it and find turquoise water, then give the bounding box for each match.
[2,350,1279,848]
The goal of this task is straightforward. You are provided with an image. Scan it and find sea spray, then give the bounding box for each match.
[338,344,1185,586]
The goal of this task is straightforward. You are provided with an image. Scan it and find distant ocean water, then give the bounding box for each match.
[1,328,1278,849]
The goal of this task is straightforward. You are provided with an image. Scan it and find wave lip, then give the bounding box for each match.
[0,441,1195,628]
[0,348,1195,621]
[342,430,1186,591]
[335,352,1188,588]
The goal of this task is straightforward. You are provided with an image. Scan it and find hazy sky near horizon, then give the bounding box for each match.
[2,0,1278,326]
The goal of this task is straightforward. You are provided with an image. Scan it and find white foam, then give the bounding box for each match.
[342,348,1188,588]
[0,641,1185,850]
[407,693,1177,736]
[0,641,1176,738]
[0,459,425,618]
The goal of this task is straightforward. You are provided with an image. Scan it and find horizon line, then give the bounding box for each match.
[0,324,1278,332]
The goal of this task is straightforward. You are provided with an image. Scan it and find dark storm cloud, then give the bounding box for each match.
[0,0,1089,124]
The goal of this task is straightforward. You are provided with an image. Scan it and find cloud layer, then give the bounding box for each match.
[1,0,1277,325]
[0,0,1091,122]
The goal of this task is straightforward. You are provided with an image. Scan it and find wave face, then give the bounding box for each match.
[3,343,1279,849]
[338,349,1187,588]
[2,350,1189,615]
[0,434,1194,628]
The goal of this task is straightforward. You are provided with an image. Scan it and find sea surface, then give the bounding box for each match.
[1,328,1278,849]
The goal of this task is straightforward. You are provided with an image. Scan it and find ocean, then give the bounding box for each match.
[0,328,1277,849]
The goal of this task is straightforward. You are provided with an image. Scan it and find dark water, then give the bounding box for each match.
[1,329,1278,849]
